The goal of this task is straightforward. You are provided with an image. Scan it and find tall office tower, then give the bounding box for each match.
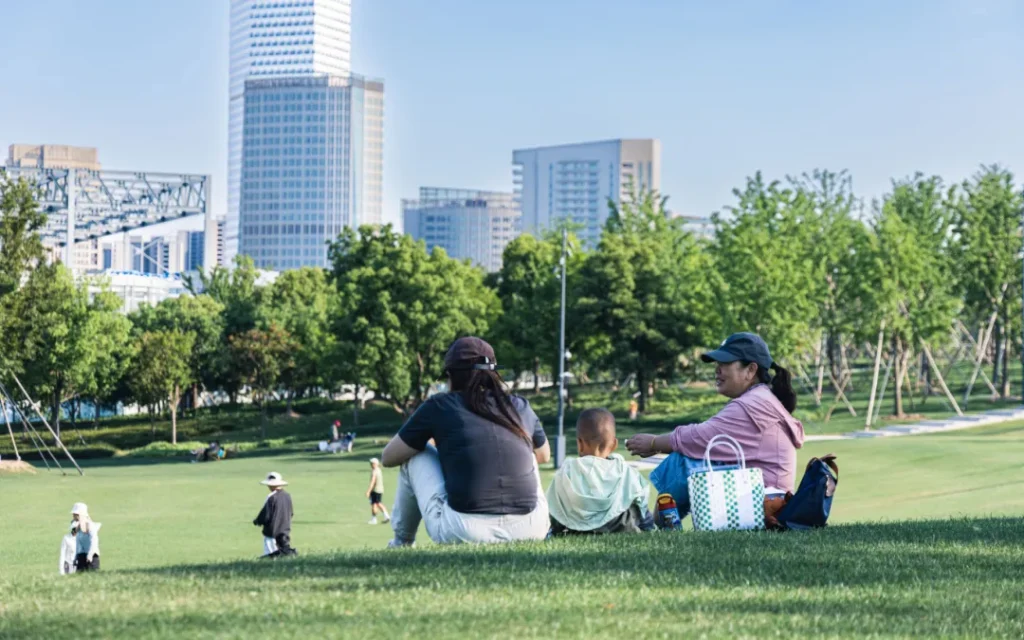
[402,187,520,273]
[512,139,661,247]
[239,74,383,270]
[228,0,352,264]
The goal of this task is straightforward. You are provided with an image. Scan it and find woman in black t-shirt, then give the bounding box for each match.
[380,337,551,546]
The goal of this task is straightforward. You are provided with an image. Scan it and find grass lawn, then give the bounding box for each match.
[6,368,1022,466]
[3,422,1024,637]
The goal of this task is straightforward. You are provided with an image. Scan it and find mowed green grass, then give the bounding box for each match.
[3,424,1024,638]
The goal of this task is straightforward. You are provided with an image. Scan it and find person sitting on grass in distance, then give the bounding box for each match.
[547,408,655,535]
[254,472,297,557]
[366,458,391,525]
[69,502,102,572]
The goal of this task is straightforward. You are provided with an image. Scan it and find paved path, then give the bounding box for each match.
[627,405,1024,469]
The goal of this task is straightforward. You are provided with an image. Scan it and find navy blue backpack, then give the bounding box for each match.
[775,454,838,530]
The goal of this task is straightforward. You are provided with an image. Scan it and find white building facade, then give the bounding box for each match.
[402,188,520,272]
[512,139,661,246]
[228,0,352,264]
[239,74,383,270]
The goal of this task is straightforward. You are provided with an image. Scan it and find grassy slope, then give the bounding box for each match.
[3,423,1024,637]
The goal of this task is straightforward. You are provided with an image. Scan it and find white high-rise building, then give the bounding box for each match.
[228,0,352,264]
[512,139,661,247]
[239,74,384,270]
[403,188,520,273]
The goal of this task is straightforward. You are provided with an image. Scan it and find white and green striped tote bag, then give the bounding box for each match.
[688,434,765,531]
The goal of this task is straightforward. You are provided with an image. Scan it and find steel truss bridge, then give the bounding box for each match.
[0,166,209,266]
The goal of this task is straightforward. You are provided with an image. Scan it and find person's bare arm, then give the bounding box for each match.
[381,435,420,467]
[534,440,551,464]
[624,433,674,457]
[365,474,375,497]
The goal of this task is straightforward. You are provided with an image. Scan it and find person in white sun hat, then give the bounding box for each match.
[64,502,101,573]
[253,472,296,557]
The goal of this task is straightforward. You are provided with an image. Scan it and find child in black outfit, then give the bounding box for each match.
[254,471,297,557]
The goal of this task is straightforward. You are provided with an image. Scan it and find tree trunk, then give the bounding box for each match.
[992,320,1003,392]
[893,337,905,418]
[51,381,63,438]
[260,400,268,440]
[1001,329,1011,399]
[637,369,647,412]
[286,390,295,415]
[171,384,179,445]
[840,342,853,393]
[813,336,825,406]
[352,384,360,427]
[533,357,540,394]
[921,351,931,399]
[93,396,101,429]
[192,383,200,416]
[150,405,156,438]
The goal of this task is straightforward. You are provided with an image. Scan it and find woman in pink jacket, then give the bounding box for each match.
[625,333,805,498]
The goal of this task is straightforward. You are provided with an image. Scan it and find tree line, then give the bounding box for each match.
[0,165,1021,442]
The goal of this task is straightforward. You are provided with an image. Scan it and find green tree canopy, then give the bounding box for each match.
[865,174,960,415]
[2,263,91,433]
[262,267,337,407]
[128,330,195,443]
[329,225,499,413]
[710,173,820,361]
[951,166,1023,397]
[130,293,225,407]
[0,176,47,301]
[229,323,295,437]
[577,190,719,410]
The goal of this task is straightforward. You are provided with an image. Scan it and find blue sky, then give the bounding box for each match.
[1,0,1021,226]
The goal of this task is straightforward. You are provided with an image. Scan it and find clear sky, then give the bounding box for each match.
[1,0,1021,227]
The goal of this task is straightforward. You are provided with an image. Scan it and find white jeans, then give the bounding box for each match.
[390,446,550,545]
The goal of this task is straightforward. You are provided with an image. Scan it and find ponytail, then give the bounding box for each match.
[751,362,797,414]
[769,363,797,414]
[448,366,533,446]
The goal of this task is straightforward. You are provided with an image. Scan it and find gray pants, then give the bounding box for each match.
[390,446,549,545]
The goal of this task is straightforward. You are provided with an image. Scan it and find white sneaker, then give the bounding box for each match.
[367,518,378,525]
[382,515,391,523]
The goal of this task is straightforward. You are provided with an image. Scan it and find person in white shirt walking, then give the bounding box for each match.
[366,458,390,525]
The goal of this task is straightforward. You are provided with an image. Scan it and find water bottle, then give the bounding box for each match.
[656,493,682,531]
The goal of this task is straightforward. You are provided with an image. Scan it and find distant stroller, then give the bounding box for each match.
[318,431,356,454]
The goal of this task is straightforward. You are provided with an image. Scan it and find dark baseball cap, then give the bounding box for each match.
[701,332,773,371]
[444,336,499,371]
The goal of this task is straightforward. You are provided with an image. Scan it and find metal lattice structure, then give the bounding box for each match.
[1,166,208,264]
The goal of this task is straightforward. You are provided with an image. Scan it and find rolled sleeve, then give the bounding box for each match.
[516,397,547,448]
[670,400,760,461]
[397,399,438,451]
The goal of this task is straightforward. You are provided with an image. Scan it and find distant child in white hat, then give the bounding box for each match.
[253,472,296,557]
[61,502,101,573]
[366,458,390,525]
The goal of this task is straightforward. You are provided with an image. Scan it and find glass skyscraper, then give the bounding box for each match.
[239,74,384,270]
[228,0,352,264]
[402,188,520,273]
[512,139,661,247]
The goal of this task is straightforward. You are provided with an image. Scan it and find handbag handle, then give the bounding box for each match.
[702,434,747,471]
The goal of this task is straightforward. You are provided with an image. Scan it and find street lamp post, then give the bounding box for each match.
[554,228,568,469]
